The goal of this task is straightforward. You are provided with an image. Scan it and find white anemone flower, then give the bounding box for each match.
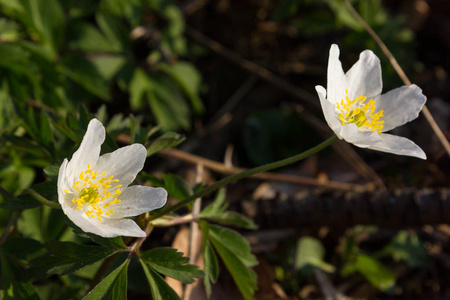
[316,44,426,159]
[57,118,167,238]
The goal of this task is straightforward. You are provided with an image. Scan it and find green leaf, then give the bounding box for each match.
[0,253,40,300]
[91,56,126,81]
[67,22,114,52]
[39,110,55,156]
[198,221,218,297]
[208,225,257,300]
[23,0,64,53]
[200,188,227,216]
[83,259,129,300]
[295,236,335,275]
[140,248,204,284]
[32,241,120,275]
[60,54,110,100]
[208,225,258,268]
[147,74,191,131]
[2,238,46,262]
[343,253,396,292]
[139,260,180,300]
[96,12,130,53]
[88,234,127,250]
[129,68,149,110]
[147,132,185,156]
[43,165,59,180]
[162,173,192,201]
[200,211,258,230]
[159,62,204,114]
[384,231,429,267]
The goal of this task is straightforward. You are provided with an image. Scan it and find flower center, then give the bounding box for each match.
[64,164,122,221]
[336,89,384,132]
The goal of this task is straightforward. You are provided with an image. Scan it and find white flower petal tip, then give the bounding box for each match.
[318,44,427,159]
[57,118,168,238]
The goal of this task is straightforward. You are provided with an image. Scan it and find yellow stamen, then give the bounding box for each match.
[336,89,384,132]
[68,164,122,221]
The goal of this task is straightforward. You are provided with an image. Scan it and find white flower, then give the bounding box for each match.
[315,44,427,159]
[57,118,167,238]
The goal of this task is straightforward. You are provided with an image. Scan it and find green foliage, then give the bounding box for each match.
[295,236,335,275]
[200,188,257,229]
[343,253,396,292]
[32,241,121,275]
[140,248,204,284]
[382,231,429,268]
[207,224,258,300]
[140,260,181,300]
[83,259,129,300]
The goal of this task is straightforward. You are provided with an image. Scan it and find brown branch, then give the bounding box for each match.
[158,148,374,192]
[344,0,450,158]
[249,188,450,229]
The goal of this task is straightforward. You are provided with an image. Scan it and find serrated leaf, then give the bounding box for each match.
[295,236,335,275]
[208,226,257,300]
[32,241,120,275]
[162,173,192,201]
[139,259,180,300]
[147,132,185,156]
[201,211,258,230]
[140,248,204,284]
[83,259,129,300]
[208,225,258,268]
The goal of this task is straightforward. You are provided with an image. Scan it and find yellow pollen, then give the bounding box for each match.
[336,89,384,132]
[65,164,122,221]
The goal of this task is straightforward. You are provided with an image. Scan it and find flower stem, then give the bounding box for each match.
[149,135,338,221]
[26,188,62,209]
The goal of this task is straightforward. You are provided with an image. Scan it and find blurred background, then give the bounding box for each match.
[0,0,449,299]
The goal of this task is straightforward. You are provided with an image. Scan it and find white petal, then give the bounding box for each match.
[57,158,68,202]
[367,133,427,159]
[340,123,383,147]
[63,206,146,237]
[326,44,347,105]
[316,85,342,137]
[375,84,426,132]
[65,119,105,186]
[93,144,147,188]
[99,219,146,237]
[345,49,382,100]
[109,186,167,218]
[63,206,108,237]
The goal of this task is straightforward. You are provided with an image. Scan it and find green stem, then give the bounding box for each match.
[149,135,338,221]
[26,188,62,209]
